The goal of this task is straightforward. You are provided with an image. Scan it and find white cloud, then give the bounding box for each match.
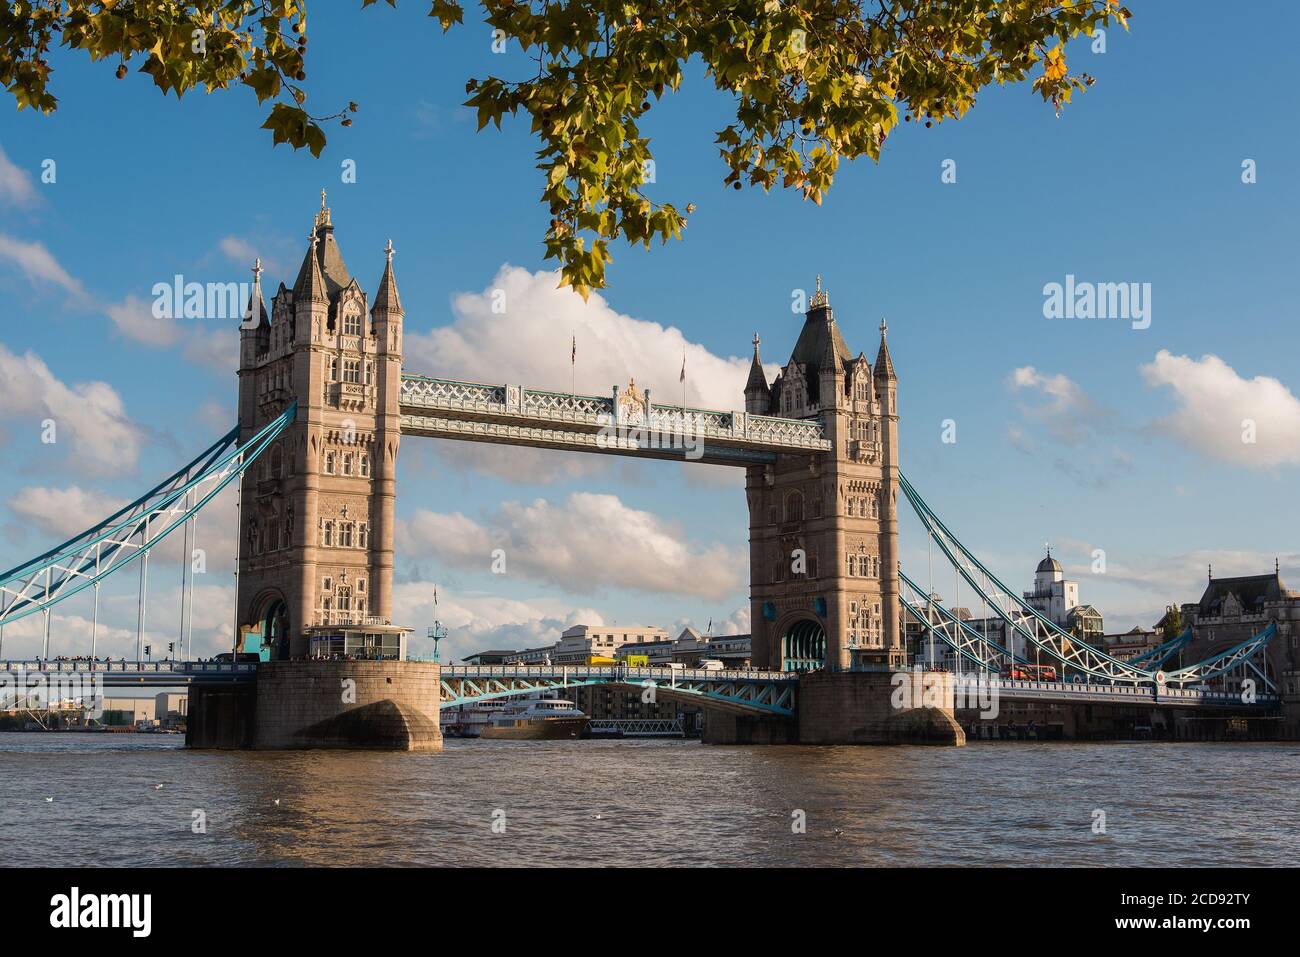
[218,236,258,264]
[0,344,144,474]
[0,233,87,301]
[104,293,182,347]
[1008,366,1105,445]
[100,294,237,371]
[396,492,744,600]
[1141,350,1300,468]
[0,145,38,208]
[392,581,603,661]
[425,441,611,485]
[3,481,237,578]
[181,327,239,371]
[720,605,751,635]
[405,264,773,412]
[7,485,127,540]
[1047,537,1299,630]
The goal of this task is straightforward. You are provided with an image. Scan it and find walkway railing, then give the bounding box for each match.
[399,374,832,461]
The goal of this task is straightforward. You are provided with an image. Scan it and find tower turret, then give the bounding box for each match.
[744,332,770,414]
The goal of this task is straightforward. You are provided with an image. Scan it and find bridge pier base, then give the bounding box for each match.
[703,671,964,746]
[187,661,443,751]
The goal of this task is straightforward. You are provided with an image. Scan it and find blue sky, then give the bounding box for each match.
[1,1,1298,661]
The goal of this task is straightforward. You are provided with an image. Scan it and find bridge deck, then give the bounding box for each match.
[1,660,256,687]
[3,660,1275,712]
[948,674,1279,709]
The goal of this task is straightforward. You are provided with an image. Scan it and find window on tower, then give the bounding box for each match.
[343,309,363,337]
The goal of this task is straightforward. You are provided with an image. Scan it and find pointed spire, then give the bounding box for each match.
[809,273,829,310]
[819,314,841,376]
[245,256,268,327]
[293,229,328,303]
[372,238,404,318]
[315,188,331,230]
[745,331,768,394]
[874,316,896,379]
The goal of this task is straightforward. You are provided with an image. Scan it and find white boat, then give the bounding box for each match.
[479,694,589,740]
[440,699,509,738]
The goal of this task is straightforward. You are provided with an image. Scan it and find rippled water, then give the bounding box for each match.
[1,733,1294,866]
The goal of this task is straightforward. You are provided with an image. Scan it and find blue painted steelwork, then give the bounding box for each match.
[1161,622,1278,690]
[780,619,825,673]
[1,659,256,687]
[899,569,1023,671]
[1126,627,1192,669]
[439,664,797,716]
[0,406,295,625]
[985,675,1278,709]
[898,473,1280,689]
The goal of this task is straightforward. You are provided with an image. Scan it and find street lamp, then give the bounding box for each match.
[427,622,447,662]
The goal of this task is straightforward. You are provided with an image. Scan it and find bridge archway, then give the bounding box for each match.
[779,616,825,673]
[245,591,290,661]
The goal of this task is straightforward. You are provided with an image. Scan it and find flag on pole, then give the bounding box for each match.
[571,334,576,365]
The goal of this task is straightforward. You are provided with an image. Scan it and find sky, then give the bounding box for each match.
[1,1,1298,663]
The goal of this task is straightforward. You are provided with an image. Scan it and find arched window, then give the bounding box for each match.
[784,491,804,523]
[270,445,283,478]
[322,521,333,547]
[342,454,353,476]
[342,308,363,337]
[847,498,855,517]
[847,554,856,576]
[324,452,335,475]
[328,357,339,381]
[359,453,370,477]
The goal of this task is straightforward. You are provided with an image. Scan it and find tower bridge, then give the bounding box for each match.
[2,195,1290,748]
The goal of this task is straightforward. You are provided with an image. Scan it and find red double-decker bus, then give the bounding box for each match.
[1001,664,1058,681]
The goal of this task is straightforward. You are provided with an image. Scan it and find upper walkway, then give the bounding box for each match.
[399,374,832,466]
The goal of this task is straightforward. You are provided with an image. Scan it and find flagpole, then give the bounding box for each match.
[680,351,686,413]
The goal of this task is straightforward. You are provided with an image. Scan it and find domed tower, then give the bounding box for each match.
[234,192,406,660]
[745,278,903,673]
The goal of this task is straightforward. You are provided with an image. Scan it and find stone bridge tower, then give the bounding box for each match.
[744,279,903,673]
[235,194,403,659]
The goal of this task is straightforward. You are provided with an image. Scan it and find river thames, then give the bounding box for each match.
[1,734,1294,867]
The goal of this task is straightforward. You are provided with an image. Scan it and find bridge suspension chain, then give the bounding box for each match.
[0,405,296,627]
[899,570,1022,673]
[898,472,1153,683]
[897,473,1281,690]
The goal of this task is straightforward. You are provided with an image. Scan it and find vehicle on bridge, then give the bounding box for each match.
[1002,664,1058,681]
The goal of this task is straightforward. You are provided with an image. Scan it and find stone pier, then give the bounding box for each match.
[703,670,965,746]
[187,660,443,751]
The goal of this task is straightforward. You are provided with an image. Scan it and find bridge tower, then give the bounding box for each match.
[744,278,904,673]
[234,193,403,659]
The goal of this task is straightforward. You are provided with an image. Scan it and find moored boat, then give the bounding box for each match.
[479,695,589,740]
